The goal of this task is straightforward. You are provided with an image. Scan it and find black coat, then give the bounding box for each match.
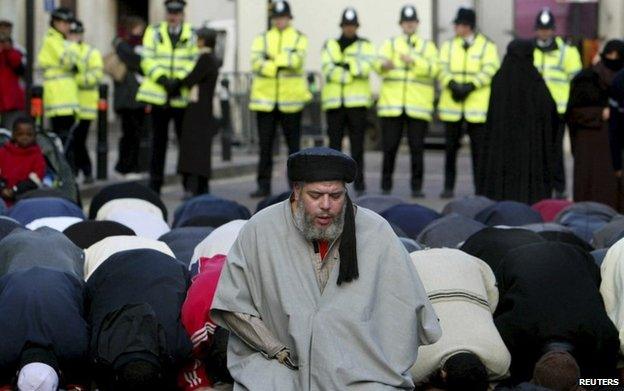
[178,51,221,177]
[479,39,558,204]
[494,242,619,383]
[113,38,144,111]
[0,267,89,385]
[86,249,192,388]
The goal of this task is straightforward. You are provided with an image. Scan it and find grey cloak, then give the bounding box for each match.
[211,200,442,390]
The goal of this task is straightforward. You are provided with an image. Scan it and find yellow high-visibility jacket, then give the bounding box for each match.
[136,22,197,108]
[37,28,79,117]
[321,37,375,110]
[534,37,582,115]
[75,42,103,120]
[438,34,500,123]
[376,34,439,121]
[249,26,311,113]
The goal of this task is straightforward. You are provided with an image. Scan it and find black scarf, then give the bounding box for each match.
[337,34,358,52]
[337,195,357,285]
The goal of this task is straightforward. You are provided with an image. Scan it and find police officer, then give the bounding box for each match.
[438,7,499,199]
[67,20,102,184]
[377,5,438,198]
[136,0,198,194]
[321,8,375,195]
[248,0,311,198]
[37,7,79,143]
[534,7,582,199]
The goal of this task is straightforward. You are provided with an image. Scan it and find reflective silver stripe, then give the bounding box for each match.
[45,104,79,110]
[378,105,431,114]
[382,77,434,86]
[43,74,74,81]
[251,99,305,107]
[544,77,570,84]
[137,90,166,100]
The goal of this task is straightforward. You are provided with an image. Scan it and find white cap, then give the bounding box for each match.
[17,363,59,391]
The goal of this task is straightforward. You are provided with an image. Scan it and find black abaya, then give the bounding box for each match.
[479,39,558,204]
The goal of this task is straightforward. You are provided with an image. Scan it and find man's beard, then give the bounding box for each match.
[294,198,346,242]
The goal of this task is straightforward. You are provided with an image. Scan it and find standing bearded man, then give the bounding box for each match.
[211,147,441,390]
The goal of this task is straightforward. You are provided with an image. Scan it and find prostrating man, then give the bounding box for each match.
[321,7,375,195]
[248,0,311,198]
[0,267,89,391]
[438,7,499,199]
[409,249,511,389]
[86,249,192,390]
[136,0,198,194]
[211,147,441,390]
[377,5,438,198]
[533,7,582,199]
[37,7,79,143]
[494,242,619,384]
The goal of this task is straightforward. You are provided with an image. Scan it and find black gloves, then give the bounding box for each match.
[449,81,476,102]
[335,62,350,71]
[165,78,182,98]
[156,76,182,98]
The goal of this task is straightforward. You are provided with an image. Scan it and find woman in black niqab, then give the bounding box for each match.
[478,39,558,204]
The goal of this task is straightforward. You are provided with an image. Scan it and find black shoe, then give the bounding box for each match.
[411,190,425,198]
[381,189,392,195]
[250,188,270,198]
[440,189,454,199]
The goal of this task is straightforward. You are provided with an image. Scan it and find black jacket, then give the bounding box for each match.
[86,249,192,388]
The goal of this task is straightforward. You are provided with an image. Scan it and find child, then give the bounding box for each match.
[0,116,46,205]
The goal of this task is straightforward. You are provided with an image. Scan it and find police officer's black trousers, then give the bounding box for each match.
[255,109,301,193]
[552,117,567,193]
[67,119,93,177]
[380,114,427,192]
[149,105,185,194]
[50,115,75,145]
[443,119,485,192]
[326,107,367,191]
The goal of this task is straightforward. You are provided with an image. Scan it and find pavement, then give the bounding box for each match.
[79,123,573,218]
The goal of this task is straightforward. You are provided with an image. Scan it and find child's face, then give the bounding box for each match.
[13,124,36,148]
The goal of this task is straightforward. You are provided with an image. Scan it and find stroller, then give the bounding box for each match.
[0,127,81,205]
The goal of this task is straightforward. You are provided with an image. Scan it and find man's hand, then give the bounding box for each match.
[381,59,395,71]
[275,348,298,370]
[1,188,13,199]
[603,107,611,121]
[400,54,414,65]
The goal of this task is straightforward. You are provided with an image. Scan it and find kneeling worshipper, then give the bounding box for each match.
[180,254,232,390]
[460,227,546,275]
[189,219,247,274]
[410,249,511,389]
[88,181,168,220]
[86,249,192,390]
[84,235,174,280]
[0,267,89,390]
[598,237,624,363]
[159,226,215,267]
[211,147,441,390]
[494,242,619,385]
[0,227,84,280]
[95,198,170,239]
[63,220,136,249]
